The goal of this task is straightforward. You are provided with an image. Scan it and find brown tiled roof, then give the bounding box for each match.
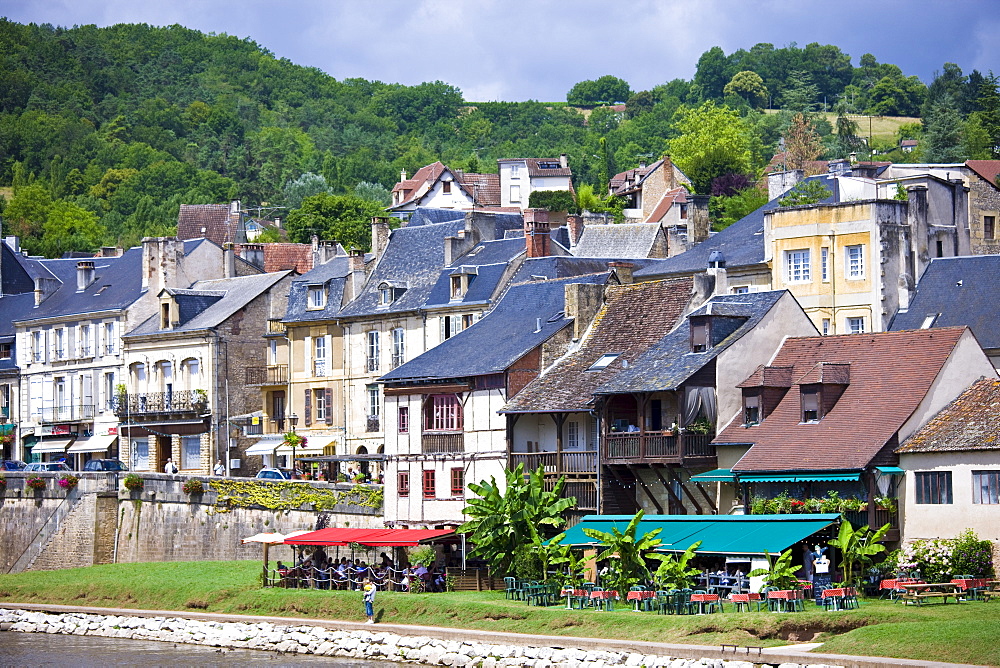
[236,243,313,273]
[177,204,239,246]
[645,187,688,224]
[502,277,694,413]
[457,172,500,206]
[737,364,794,389]
[722,327,968,472]
[610,160,662,195]
[796,362,851,385]
[391,161,448,208]
[897,377,1000,453]
[966,160,1000,188]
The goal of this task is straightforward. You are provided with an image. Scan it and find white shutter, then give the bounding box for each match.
[303,335,312,376]
[324,334,333,376]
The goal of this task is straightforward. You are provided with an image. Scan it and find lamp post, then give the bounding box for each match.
[287,412,299,473]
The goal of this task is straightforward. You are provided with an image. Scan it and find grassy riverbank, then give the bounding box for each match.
[0,561,996,665]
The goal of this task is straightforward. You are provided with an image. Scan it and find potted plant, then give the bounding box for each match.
[26,475,46,491]
[0,472,6,489]
[123,473,144,492]
[58,474,79,490]
[192,389,208,411]
[182,478,204,495]
[874,496,897,514]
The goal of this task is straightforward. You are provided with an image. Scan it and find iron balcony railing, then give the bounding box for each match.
[114,390,209,417]
[35,404,96,423]
[245,364,289,386]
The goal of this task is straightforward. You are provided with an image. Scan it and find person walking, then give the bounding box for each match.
[164,458,178,474]
[362,578,376,624]
[214,459,225,476]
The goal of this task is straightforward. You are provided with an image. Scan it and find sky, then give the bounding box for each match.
[1,0,997,102]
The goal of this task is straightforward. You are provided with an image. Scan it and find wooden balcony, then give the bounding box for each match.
[603,431,716,465]
[508,451,597,476]
[266,319,287,335]
[245,364,288,386]
[422,432,464,454]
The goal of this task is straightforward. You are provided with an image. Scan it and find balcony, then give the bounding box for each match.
[266,319,287,336]
[245,364,288,386]
[603,431,716,465]
[115,390,209,417]
[313,360,327,377]
[366,415,380,432]
[509,451,598,475]
[35,404,95,424]
[422,432,464,453]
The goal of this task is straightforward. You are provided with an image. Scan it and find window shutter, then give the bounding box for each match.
[304,388,312,426]
[324,335,332,376]
[325,387,333,425]
[303,335,311,375]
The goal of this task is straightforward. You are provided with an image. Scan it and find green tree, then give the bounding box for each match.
[709,186,769,230]
[866,73,927,117]
[923,95,965,162]
[778,179,831,207]
[283,172,331,210]
[581,510,667,597]
[3,183,52,240]
[780,71,819,113]
[668,101,755,194]
[692,46,731,101]
[527,190,575,212]
[652,541,702,590]
[828,521,890,587]
[38,200,107,257]
[972,73,1000,158]
[724,71,768,109]
[353,181,392,207]
[567,75,632,105]
[458,463,576,577]
[284,193,383,250]
[834,104,865,158]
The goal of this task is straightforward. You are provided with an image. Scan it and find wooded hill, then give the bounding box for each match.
[0,20,996,256]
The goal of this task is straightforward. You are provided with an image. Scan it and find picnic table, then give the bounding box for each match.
[767,589,805,612]
[899,582,963,605]
[626,590,656,611]
[880,578,924,599]
[689,592,721,614]
[590,589,618,611]
[984,580,1000,601]
[730,592,763,612]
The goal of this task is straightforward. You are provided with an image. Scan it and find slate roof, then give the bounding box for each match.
[897,377,1000,453]
[127,271,290,336]
[889,255,1000,351]
[283,255,354,323]
[720,327,969,473]
[424,238,526,308]
[634,175,841,279]
[177,204,241,246]
[502,277,695,413]
[2,242,41,295]
[572,223,663,259]
[380,273,610,384]
[0,292,34,373]
[594,291,790,394]
[507,256,658,284]
[965,160,1000,187]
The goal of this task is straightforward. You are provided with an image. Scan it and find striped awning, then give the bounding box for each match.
[32,438,74,454]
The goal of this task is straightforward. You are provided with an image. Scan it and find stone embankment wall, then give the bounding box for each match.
[0,472,382,573]
[0,609,846,668]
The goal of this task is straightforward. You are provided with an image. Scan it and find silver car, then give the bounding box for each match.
[24,461,71,472]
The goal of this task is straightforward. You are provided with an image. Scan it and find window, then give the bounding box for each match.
[801,388,820,422]
[973,471,1000,504]
[588,353,620,371]
[425,394,462,431]
[510,164,520,177]
[378,283,394,306]
[269,339,278,364]
[920,313,939,329]
[785,249,811,282]
[398,406,409,433]
[422,469,436,499]
[822,318,831,335]
[462,313,474,329]
[450,275,463,299]
[366,331,379,372]
[79,325,91,356]
[0,343,10,359]
[731,286,749,294]
[308,285,325,309]
[181,435,201,470]
[32,331,42,362]
[398,471,410,496]
[847,317,865,334]
[450,468,464,496]
[367,385,380,432]
[104,322,115,355]
[441,314,466,340]
[55,328,65,359]
[690,319,709,352]
[846,245,864,279]
[442,180,451,194]
[313,336,327,376]
[936,239,944,257]
[104,372,115,411]
[744,394,761,425]
[132,438,149,470]
[160,302,171,329]
[314,388,327,422]
[510,185,521,202]
[821,247,829,282]
[985,216,996,240]
[915,471,952,504]
[391,328,405,369]
[567,421,580,449]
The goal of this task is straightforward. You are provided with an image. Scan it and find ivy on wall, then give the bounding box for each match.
[207,480,383,514]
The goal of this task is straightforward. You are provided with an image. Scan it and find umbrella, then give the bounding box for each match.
[242,531,311,580]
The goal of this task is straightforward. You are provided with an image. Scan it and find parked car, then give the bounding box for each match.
[0,460,26,471]
[255,468,297,480]
[24,461,71,472]
[82,459,129,472]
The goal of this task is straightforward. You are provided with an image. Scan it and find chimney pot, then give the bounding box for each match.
[608,261,635,285]
[76,260,96,292]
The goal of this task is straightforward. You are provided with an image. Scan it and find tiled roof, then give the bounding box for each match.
[594,291,790,395]
[610,159,663,195]
[966,160,1000,187]
[424,238,526,308]
[380,273,610,384]
[502,277,694,413]
[177,204,240,246]
[897,377,1000,453]
[237,243,313,273]
[645,187,688,224]
[572,223,663,259]
[722,327,968,473]
[457,172,500,207]
[391,162,447,206]
[889,255,1000,350]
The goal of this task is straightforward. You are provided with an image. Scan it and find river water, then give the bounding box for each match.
[0,631,402,667]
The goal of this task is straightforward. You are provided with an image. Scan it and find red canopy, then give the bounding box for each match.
[283,527,454,547]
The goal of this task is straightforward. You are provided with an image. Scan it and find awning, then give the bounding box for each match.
[690,468,735,482]
[67,435,118,454]
[739,473,860,483]
[31,438,74,454]
[246,436,283,456]
[875,466,905,475]
[285,527,455,547]
[556,514,840,556]
[276,434,337,454]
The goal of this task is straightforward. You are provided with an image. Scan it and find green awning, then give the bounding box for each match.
[556,514,840,556]
[875,466,904,475]
[0,423,13,435]
[690,468,735,482]
[739,473,860,483]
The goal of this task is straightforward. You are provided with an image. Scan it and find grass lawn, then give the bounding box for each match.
[0,561,997,665]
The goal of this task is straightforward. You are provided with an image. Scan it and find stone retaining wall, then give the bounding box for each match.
[0,609,844,668]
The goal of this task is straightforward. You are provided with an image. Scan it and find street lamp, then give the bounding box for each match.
[287,413,299,472]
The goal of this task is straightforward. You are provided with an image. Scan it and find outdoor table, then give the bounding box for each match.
[626,590,656,611]
[899,582,962,605]
[880,578,923,599]
[821,587,857,611]
[590,589,618,611]
[561,588,588,609]
[767,589,804,612]
[730,592,763,612]
[951,578,988,599]
[984,580,1000,601]
[689,592,721,614]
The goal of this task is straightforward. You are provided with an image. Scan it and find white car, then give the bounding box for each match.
[24,461,71,472]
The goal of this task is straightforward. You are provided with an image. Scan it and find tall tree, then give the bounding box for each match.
[692,46,731,101]
[668,101,755,194]
[783,113,823,170]
[780,71,819,113]
[724,71,768,109]
[284,193,384,250]
[567,75,632,105]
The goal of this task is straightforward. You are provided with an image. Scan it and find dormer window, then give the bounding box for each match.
[691,319,709,353]
[450,275,462,299]
[442,180,451,194]
[449,267,477,301]
[801,387,820,423]
[743,393,761,426]
[378,281,406,307]
[160,302,171,329]
[307,284,326,310]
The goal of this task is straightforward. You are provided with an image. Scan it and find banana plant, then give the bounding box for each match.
[582,510,666,597]
[653,540,703,590]
[828,521,890,586]
[748,548,799,591]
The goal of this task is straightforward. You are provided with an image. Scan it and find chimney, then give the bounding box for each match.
[141,237,183,293]
[274,217,282,229]
[688,195,710,245]
[608,261,635,285]
[663,154,677,189]
[5,236,19,253]
[523,209,551,258]
[348,249,368,301]
[564,282,606,340]
[400,169,407,182]
[371,216,391,262]
[100,246,122,258]
[559,153,568,169]
[241,243,265,271]
[34,276,59,306]
[76,260,96,292]
[223,243,236,278]
[317,240,339,265]
[707,250,728,296]
[566,214,585,249]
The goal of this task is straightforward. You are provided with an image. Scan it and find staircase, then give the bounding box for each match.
[600,468,639,515]
[9,489,85,573]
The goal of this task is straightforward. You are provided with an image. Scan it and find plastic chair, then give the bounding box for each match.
[504,577,517,600]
